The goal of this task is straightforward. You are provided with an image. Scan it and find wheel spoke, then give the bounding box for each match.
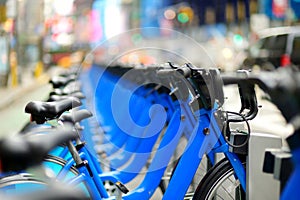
[192,160,245,200]
[220,184,235,200]
[227,176,235,184]
[215,193,225,200]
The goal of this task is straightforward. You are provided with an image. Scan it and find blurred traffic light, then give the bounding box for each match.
[177,6,194,24]
[177,12,189,23]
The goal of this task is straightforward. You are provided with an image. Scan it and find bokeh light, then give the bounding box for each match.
[164,9,176,20]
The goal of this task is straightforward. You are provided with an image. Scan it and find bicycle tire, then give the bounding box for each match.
[0,156,79,181]
[193,158,246,200]
[0,174,46,195]
[44,155,91,197]
[0,156,91,198]
[159,155,210,195]
[44,155,79,176]
[0,154,80,191]
[0,174,90,200]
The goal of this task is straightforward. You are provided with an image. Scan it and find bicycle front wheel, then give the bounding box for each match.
[193,158,246,200]
[0,173,46,196]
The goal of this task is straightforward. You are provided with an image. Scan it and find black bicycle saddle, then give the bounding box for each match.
[48,91,85,102]
[59,109,93,124]
[25,97,81,124]
[49,74,77,88]
[49,82,82,96]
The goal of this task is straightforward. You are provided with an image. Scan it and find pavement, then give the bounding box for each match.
[0,68,54,137]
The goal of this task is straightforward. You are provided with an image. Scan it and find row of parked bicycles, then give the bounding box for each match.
[0,61,298,200]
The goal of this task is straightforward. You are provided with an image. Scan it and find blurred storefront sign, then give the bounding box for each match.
[260,0,300,20]
[272,0,288,18]
[261,0,288,19]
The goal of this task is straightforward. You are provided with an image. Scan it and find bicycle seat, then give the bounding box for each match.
[49,82,82,96]
[25,97,81,124]
[48,91,85,102]
[59,66,79,77]
[59,109,93,124]
[49,74,77,88]
[0,127,77,172]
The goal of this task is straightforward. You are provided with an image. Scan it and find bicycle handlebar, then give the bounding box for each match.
[221,76,246,85]
[222,67,300,124]
[156,63,192,78]
[221,70,259,122]
[156,64,300,125]
[156,63,226,110]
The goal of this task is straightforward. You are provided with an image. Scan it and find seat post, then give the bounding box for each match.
[66,141,83,165]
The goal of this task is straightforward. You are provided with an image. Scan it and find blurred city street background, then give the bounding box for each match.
[0,0,298,144]
[0,1,298,198]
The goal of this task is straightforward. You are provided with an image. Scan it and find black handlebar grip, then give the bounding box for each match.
[221,75,244,85]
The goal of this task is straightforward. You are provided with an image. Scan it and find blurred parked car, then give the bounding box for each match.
[242,26,300,70]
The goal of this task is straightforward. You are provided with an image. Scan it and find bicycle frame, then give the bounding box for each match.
[49,100,182,199]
